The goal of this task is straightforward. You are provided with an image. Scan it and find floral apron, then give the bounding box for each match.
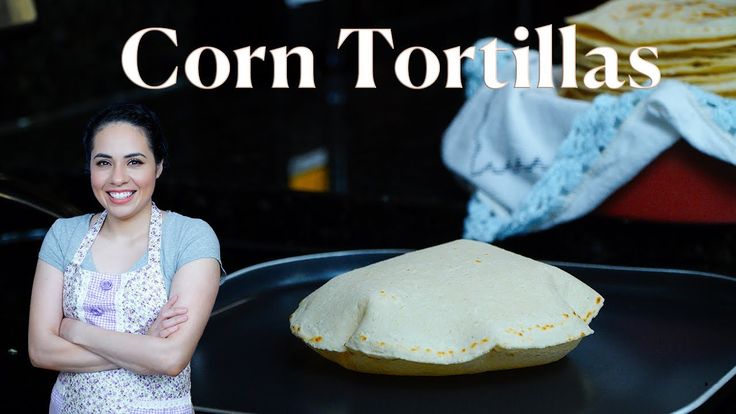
[50,204,193,414]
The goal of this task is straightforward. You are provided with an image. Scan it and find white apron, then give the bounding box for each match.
[50,204,193,413]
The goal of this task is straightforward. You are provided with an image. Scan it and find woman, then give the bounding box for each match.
[28,103,223,413]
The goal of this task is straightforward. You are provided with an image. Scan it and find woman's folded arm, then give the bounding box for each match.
[28,259,118,373]
[59,258,220,376]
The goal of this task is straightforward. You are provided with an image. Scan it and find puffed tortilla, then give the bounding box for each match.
[289,240,604,375]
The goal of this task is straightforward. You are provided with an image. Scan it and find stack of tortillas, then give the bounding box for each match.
[289,240,604,376]
[563,0,736,100]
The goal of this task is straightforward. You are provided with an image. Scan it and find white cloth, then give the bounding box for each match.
[442,39,736,242]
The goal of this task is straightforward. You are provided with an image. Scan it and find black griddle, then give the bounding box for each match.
[191,250,736,413]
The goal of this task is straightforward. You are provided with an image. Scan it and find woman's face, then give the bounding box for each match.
[89,122,162,220]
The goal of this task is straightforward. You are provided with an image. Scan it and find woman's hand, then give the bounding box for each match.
[147,295,189,338]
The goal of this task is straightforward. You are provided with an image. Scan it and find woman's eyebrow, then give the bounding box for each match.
[92,153,147,159]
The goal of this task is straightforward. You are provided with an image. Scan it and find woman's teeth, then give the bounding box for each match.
[109,191,134,199]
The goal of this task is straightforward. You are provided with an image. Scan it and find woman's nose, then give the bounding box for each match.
[111,164,129,184]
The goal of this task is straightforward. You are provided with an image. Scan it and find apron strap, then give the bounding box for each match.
[70,203,162,268]
[70,210,107,267]
[147,203,163,264]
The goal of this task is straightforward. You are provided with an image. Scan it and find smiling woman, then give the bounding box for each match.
[27,103,224,413]
[89,122,162,222]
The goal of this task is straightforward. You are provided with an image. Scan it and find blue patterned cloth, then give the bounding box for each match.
[443,39,736,242]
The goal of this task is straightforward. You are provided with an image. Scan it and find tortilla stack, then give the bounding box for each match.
[564,0,736,100]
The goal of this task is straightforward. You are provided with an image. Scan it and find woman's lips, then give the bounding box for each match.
[107,190,136,204]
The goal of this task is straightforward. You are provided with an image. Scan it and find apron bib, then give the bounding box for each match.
[50,204,192,414]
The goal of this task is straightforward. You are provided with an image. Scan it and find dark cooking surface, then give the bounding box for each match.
[191,251,736,413]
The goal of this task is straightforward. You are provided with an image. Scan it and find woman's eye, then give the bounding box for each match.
[128,159,143,165]
[95,160,110,167]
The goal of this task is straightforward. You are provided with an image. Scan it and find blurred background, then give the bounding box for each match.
[1,0,735,410]
[3,0,733,272]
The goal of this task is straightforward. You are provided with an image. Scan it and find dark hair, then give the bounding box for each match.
[82,103,169,173]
